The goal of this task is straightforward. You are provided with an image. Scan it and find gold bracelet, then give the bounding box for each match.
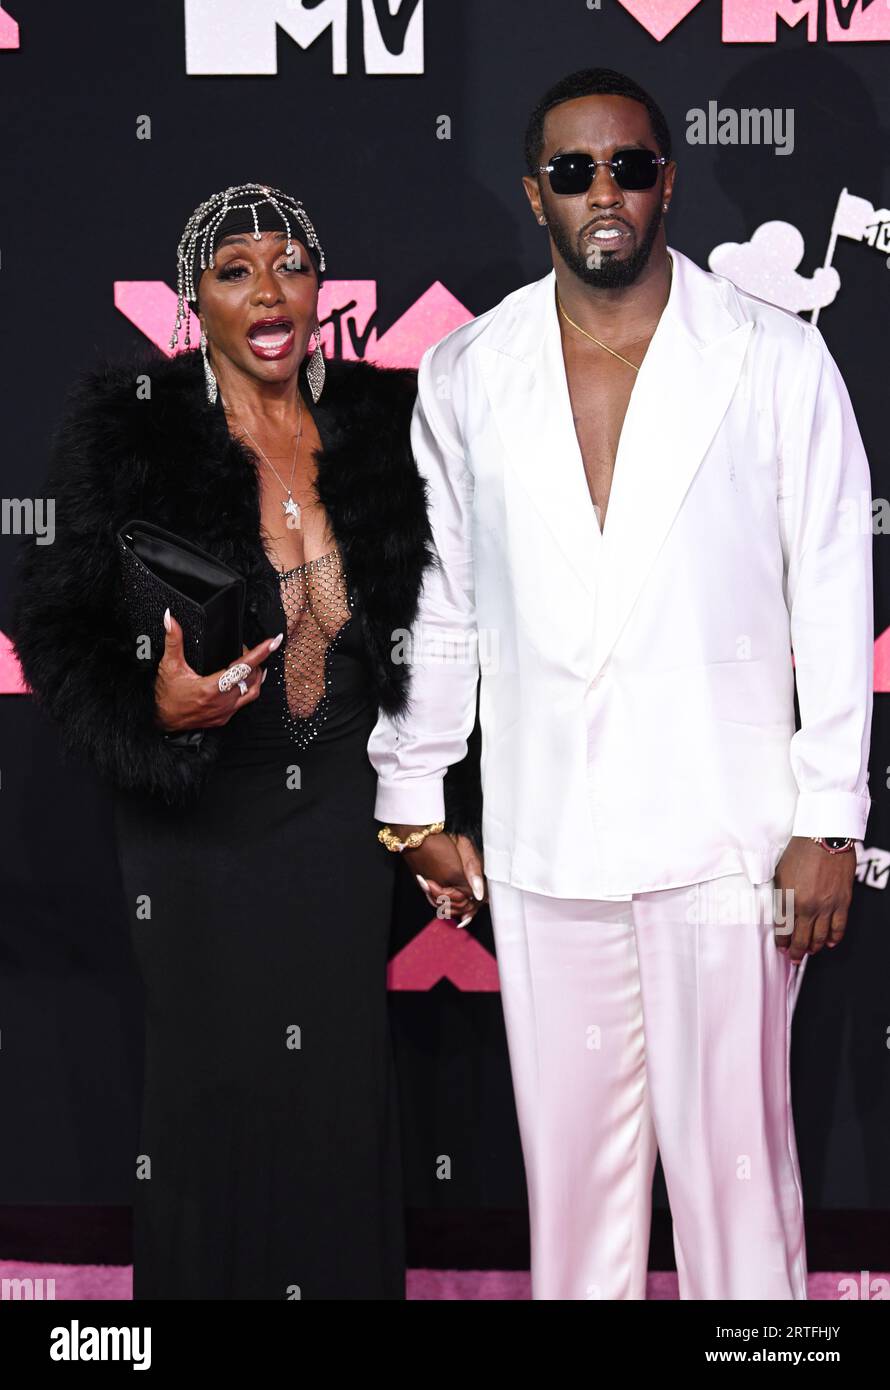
[377,821,445,853]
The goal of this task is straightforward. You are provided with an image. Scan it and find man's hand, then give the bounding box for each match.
[773,835,856,963]
[390,825,487,929]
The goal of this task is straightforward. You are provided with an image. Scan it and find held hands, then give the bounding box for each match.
[395,826,487,929]
[773,835,857,964]
[154,609,283,733]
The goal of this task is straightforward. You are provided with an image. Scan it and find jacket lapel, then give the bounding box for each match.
[478,249,754,679]
[479,280,601,602]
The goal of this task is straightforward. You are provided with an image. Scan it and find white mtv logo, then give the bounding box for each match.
[185,0,424,75]
[855,845,890,891]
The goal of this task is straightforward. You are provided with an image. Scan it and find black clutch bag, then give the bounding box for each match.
[116,522,246,752]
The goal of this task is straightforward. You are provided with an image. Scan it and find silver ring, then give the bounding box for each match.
[218,661,252,693]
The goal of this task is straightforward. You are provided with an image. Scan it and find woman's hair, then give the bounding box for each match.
[169,183,326,352]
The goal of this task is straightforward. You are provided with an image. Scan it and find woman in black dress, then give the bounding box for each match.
[10,183,484,1299]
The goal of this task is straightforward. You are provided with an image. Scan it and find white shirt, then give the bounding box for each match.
[367,249,874,899]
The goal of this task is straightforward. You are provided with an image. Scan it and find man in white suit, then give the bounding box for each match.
[368,68,873,1300]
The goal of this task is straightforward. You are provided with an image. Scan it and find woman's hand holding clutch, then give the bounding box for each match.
[154,610,283,733]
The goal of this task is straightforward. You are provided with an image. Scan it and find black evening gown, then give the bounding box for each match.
[112,546,404,1300]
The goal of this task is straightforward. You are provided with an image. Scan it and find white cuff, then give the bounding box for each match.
[791,790,871,840]
[374,776,446,827]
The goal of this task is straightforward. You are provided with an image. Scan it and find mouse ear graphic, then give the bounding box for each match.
[709,221,840,316]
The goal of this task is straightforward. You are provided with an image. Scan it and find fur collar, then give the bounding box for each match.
[12,345,483,843]
[76,346,436,715]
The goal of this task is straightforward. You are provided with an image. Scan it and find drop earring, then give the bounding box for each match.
[306,318,325,404]
[200,328,218,406]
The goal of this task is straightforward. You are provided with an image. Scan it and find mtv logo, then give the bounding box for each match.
[0,4,19,48]
[387,917,499,992]
[184,0,424,76]
[724,0,890,42]
[112,277,472,366]
[615,0,890,42]
[855,845,890,890]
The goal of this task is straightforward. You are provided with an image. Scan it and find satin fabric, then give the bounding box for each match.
[368,249,873,898]
[487,871,809,1301]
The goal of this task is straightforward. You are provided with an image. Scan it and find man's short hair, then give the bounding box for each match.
[524,67,672,174]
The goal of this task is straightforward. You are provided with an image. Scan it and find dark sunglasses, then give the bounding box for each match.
[537,148,667,194]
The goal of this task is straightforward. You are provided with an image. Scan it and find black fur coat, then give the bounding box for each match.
[10,346,482,848]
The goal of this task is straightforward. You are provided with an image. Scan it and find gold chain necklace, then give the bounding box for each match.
[556,255,673,373]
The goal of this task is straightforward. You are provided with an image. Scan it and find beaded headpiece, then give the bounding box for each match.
[169,182,327,352]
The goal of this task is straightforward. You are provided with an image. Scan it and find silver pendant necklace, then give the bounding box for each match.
[221,391,304,527]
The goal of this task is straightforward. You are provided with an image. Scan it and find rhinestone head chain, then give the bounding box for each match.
[169,182,328,352]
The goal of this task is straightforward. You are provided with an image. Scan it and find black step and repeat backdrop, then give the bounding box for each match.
[0,1,888,1248]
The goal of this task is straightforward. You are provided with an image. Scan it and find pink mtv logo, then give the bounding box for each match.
[113,279,473,369]
[387,917,499,992]
[615,0,703,41]
[823,0,890,40]
[875,626,890,694]
[615,0,890,40]
[725,0,890,40]
[0,631,28,693]
[0,5,19,48]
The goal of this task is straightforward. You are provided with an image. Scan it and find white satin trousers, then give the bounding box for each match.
[486,872,809,1300]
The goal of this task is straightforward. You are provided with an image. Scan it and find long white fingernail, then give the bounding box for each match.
[163,608,171,632]
[457,914,471,929]
[416,874,429,892]
[471,875,484,901]
[269,632,284,651]
[261,668,268,683]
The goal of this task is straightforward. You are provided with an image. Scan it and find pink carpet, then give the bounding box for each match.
[0,1261,882,1299]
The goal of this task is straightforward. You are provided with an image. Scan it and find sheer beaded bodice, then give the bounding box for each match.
[278,548,351,718]
[221,542,375,759]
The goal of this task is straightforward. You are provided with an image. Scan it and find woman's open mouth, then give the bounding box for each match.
[246,317,295,360]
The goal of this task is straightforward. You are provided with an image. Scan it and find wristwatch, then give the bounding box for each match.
[810,836,855,854]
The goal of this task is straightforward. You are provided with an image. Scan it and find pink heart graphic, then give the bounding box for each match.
[615,0,705,41]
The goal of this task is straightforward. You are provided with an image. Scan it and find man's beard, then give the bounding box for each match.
[548,200,663,289]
